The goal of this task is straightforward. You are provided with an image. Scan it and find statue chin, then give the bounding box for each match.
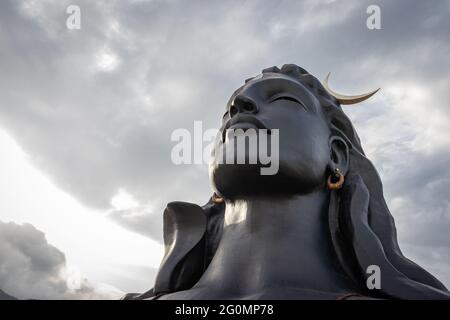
[210,163,266,199]
[210,129,329,199]
[210,161,323,200]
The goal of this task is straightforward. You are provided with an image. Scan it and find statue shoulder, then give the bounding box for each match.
[154,199,224,295]
[122,199,225,299]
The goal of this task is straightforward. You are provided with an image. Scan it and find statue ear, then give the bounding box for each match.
[329,136,349,175]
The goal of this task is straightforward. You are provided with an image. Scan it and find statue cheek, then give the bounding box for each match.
[278,152,327,184]
[286,142,330,181]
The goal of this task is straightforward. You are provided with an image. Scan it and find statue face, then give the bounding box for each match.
[210,73,332,199]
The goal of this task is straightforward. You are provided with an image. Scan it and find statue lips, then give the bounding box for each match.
[222,114,269,142]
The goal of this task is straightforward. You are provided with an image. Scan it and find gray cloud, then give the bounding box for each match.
[0,220,122,299]
[0,0,449,289]
[107,207,163,241]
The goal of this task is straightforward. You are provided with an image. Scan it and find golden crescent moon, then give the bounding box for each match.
[322,72,380,105]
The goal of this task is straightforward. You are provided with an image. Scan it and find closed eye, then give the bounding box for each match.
[269,95,308,111]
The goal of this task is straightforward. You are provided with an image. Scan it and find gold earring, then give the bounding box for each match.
[212,192,224,204]
[327,168,345,190]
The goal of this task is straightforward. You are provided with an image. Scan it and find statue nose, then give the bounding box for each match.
[229,95,258,117]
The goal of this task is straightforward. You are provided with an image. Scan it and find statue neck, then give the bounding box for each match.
[195,190,358,298]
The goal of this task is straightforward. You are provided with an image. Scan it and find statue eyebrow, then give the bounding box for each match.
[268,92,309,112]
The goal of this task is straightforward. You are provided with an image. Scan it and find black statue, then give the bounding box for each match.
[125,64,450,300]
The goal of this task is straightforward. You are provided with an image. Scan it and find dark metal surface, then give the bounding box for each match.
[128,64,450,300]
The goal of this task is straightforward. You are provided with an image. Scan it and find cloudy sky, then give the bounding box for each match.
[0,0,449,299]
